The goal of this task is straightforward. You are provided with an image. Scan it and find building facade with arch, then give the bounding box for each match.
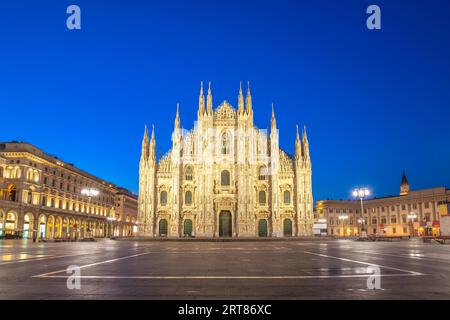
[138,82,314,237]
[0,142,138,239]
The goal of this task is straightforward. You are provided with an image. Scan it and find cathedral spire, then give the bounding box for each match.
[238,81,244,115]
[270,103,277,130]
[198,81,205,116]
[302,125,310,162]
[174,103,180,129]
[140,124,150,160]
[149,124,156,160]
[246,81,253,116]
[295,125,301,160]
[207,81,213,115]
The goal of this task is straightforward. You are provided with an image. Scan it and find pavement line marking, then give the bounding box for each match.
[32,251,153,278]
[303,251,425,275]
[31,273,422,279]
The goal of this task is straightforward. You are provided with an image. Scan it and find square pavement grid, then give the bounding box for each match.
[0,238,449,299]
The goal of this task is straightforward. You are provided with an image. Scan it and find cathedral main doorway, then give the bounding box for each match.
[258,219,268,237]
[219,211,232,237]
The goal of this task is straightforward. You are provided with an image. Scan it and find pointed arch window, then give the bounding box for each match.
[221,170,230,186]
[259,190,266,205]
[185,166,193,181]
[258,166,268,180]
[185,191,192,205]
[221,131,231,155]
[284,190,291,205]
[160,191,167,206]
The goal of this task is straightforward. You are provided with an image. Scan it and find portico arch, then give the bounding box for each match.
[23,213,34,239]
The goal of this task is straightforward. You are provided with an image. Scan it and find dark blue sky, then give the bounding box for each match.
[1,0,449,200]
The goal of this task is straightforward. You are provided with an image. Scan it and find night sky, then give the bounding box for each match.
[1,0,449,201]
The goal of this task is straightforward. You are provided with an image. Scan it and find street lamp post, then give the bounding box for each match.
[407,213,417,238]
[353,187,370,238]
[81,188,99,239]
[339,215,348,238]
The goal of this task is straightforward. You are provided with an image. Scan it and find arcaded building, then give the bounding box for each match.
[0,142,137,239]
[138,82,314,237]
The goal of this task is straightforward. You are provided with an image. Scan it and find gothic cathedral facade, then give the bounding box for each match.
[138,82,313,237]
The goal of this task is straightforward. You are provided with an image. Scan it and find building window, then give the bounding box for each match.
[381,207,385,212]
[221,131,231,155]
[403,227,408,234]
[258,167,268,180]
[185,191,192,206]
[402,214,407,223]
[402,205,406,210]
[424,202,429,209]
[160,191,167,206]
[283,190,291,205]
[390,215,397,224]
[413,204,417,210]
[221,170,230,186]
[392,227,397,234]
[185,166,193,181]
[391,206,395,211]
[371,217,377,225]
[42,195,47,206]
[381,216,387,224]
[259,190,266,205]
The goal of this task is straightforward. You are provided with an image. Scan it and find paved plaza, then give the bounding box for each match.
[0,238,449,299]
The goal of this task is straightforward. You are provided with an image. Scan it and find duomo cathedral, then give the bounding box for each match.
[138,82,313,237]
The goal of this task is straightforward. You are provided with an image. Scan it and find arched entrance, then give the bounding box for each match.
[38,215,46,239]
[69,218,75,239]
[46,216,55,239]
[5,211,17,235]
[219,211,232,237]
[184,219,193,236]
[283,218,293,237]
[0,210,4,237]
[258,219,268,237]
[159,219,168,236]
[55,216,62,238]
[23,213,34,239]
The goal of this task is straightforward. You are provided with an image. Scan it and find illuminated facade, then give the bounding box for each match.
[0,142,137,239]
[315,172,449,237]
[138,82,314,237]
